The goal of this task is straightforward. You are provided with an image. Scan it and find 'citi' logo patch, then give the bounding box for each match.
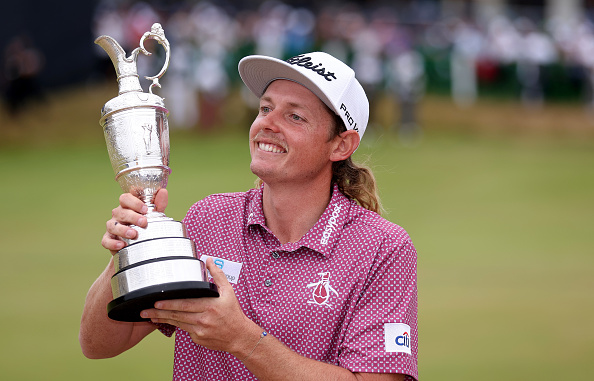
[384,323,412,354]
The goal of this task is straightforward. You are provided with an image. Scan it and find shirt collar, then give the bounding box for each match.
[246,184,352,258]
[246,185,266,227]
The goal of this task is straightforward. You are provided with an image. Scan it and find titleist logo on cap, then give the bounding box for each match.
[286,54,337,82]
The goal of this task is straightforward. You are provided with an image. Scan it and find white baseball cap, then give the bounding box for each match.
[238,52,369,142]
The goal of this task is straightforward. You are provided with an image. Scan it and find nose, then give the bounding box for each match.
[257,109,281,133]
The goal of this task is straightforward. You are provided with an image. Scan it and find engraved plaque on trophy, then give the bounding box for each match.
[95,23,218,322]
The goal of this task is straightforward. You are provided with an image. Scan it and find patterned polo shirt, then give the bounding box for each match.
[158,184,418,380]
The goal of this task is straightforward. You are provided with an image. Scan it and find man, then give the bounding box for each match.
[80,52,418,380]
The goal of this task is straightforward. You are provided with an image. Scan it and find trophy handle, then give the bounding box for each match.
[137,23,170,95]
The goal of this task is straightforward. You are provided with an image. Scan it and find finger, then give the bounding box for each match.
[119,193,149,214]
[141,305,201,326]
[154,188,169,213]
[114,193,148,227]
[111,206,147,229]
[205,258,231,292]
[153,298,206,313]
[101,231,125,253]
[106,218,140,239]
[141,307,179,322]
[142,309,204,342]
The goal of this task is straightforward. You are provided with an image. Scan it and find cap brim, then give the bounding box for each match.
[238,55,339,116]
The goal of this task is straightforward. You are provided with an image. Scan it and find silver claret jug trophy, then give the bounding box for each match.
[96,23,218,322]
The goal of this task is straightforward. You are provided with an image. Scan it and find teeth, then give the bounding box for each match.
[259,143,285,153]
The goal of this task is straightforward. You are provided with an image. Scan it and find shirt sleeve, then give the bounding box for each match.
[155,322,176,337]
[338,236,418,380]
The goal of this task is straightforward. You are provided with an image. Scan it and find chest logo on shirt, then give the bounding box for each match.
[306,272,338,309]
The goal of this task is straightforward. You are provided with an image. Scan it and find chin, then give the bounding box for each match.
[250,162,268,179]
[250,165,282,185]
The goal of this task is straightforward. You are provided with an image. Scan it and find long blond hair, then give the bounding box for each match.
[330,113,382,214]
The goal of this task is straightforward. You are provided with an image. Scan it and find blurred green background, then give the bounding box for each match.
[0,81,592,380]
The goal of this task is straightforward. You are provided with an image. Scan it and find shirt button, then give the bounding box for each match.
[271,251,280,259]
[264,279,273,287]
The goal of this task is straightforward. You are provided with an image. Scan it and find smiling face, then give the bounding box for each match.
[249,79,338,187]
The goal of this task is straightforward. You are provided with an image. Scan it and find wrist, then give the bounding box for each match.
[242,331,268,362]
[231,321,267,361]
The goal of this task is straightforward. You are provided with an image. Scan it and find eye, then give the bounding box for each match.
[290,113,303,122]
[260,106,271,114]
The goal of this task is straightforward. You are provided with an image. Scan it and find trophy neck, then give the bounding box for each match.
[145,204,172,222]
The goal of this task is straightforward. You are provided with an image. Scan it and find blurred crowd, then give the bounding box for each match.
[92,0,429,134]
[6,0,594,135]
[2,34,46,115]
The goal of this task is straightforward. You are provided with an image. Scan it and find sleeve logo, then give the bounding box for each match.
[384,323,412,354]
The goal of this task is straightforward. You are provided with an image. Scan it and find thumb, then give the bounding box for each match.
[154,188,169,213]
[205,257,231,292]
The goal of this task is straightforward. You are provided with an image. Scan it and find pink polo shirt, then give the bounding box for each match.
[159,184,418,380]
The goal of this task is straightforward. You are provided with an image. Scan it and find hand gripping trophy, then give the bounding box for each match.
[95,23,218,322]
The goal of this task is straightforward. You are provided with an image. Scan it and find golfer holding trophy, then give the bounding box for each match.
[80,22,417,381]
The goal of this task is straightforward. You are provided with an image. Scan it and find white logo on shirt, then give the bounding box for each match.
[384,323,412,354]
[306,272,338,308]
[320,204,342,245]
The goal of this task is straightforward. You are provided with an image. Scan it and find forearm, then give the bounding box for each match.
[79,258,154,359]
[238,329,356,381]
[235,325,403,381]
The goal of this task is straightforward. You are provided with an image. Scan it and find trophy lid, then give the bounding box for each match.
[95,23,170,119]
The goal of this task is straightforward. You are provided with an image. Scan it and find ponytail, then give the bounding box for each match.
[330,114,382,215]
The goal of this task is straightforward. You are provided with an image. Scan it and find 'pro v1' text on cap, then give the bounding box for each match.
[238,52,369,141]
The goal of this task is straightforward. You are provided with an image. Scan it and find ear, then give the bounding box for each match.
[330,130,360,162]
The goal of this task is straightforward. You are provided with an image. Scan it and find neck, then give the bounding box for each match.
[261,180,333,244]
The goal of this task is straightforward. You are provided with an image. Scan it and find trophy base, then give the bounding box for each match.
[107,281,219,322]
